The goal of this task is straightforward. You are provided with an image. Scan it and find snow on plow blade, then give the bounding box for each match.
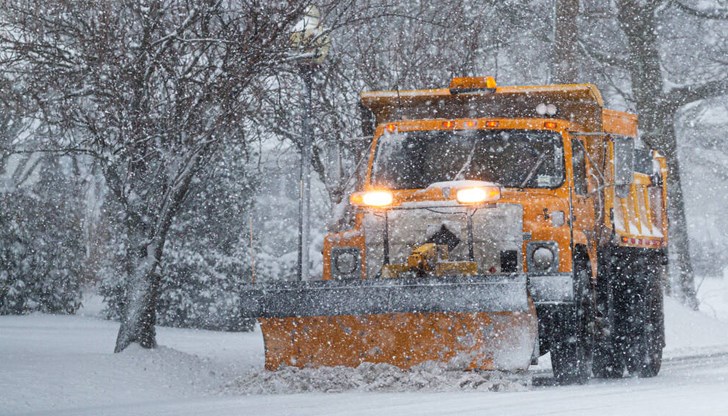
[240,275,537,371]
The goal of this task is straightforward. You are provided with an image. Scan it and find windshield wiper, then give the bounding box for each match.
[519,152,547,188]
[452,141,478,181]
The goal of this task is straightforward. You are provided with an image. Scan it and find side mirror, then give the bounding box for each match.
[634,147,663,188]
[613,136,634,198]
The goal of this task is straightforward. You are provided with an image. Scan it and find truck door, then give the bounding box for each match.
[571,138,596,247]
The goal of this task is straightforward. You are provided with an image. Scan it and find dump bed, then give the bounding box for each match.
[361,81,605,133]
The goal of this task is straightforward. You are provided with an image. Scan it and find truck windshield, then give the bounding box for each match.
[371,129,564,189]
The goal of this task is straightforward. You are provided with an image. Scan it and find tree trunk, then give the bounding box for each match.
[616,0,699,308]
[114,233,164,352]
[553,0,580,84]
[652,112,699,309]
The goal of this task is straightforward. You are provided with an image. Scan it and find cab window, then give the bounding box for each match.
[572,139,587,195]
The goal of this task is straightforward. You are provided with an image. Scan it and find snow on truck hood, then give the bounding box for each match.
[424,180,500,190]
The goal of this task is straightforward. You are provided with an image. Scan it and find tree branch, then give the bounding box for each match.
[671,0,728,19]
[577,39,631,67]
[669,78,728,107]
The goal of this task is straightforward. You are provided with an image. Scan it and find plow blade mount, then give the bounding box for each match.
[241,275,537,371]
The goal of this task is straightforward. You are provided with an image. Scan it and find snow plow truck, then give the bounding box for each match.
[242,76,668,384]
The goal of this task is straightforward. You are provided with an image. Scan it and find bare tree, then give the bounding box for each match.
[0,73,30,175]
[251,0,548,210]
[0,0,311,351]
[580,0,728,308]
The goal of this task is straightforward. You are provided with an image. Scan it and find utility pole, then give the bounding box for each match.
[290,5,330,281]
[298,66,313,282]
[552,0,580,84]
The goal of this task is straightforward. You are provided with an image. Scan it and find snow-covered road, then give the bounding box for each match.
[15,351,728,416]
[2,279,728,416]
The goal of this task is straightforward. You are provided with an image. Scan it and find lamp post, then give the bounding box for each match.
[290,5,330,281]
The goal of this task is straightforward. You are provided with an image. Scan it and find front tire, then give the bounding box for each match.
[551,250,594,385]
[592,247,624,378]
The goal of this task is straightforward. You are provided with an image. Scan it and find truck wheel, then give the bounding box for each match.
[636,254,664,378]
[551,252,593,385]
[592,344,624,378]
[613,250,664,378]
[592,249,624,379]
[613,250,643,376]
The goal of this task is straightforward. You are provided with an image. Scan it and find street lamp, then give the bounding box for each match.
[290,5,330,281]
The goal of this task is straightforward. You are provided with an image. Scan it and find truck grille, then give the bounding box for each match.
[363,203,523,278]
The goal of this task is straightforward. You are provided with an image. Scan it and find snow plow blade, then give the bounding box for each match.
[241,275,537,371]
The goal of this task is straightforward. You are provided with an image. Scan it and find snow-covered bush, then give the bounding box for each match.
[0,158,85,315]
[155,247,252,331]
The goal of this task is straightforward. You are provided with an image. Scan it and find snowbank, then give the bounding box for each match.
[0,314,261,414]
[665,296,728,357]
[697,275,728,322]
[228,362,529,395]
[663,276,728,358]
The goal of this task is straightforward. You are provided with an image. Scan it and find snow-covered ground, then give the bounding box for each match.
[697,272,728,322]
[2,276,728,416]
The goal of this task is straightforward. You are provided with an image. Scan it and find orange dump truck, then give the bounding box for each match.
[245,77,668,384]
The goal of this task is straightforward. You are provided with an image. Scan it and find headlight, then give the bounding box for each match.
[532,247,554,271]
[350,190,393,207]
[363,190,393,207]
[331,248,360,279]
[455,186,501,204]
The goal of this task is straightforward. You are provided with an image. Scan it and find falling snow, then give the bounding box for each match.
[1,0,727,414]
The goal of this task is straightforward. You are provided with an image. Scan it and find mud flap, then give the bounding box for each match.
[240,275,538,371]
